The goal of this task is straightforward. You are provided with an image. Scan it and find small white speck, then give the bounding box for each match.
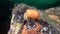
[43,27,48,31]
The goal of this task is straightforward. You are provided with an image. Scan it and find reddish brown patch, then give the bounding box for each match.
[22,22,42,34]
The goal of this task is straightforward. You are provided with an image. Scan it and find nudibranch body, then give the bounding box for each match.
[24,9,41,20]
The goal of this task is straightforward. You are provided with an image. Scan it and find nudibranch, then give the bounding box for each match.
[24,9,41,20]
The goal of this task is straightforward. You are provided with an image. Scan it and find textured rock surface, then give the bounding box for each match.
[45,7,60,24]
[45,7,60,30]
[8,4,60,34]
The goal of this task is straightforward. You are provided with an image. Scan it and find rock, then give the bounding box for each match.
[45,6,60,25]
[8,3,60,34]
[45,6,60,31]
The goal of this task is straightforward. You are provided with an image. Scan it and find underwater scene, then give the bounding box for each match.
[0,0,60,34]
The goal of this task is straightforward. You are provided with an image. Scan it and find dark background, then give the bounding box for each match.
[0,0,60,34]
